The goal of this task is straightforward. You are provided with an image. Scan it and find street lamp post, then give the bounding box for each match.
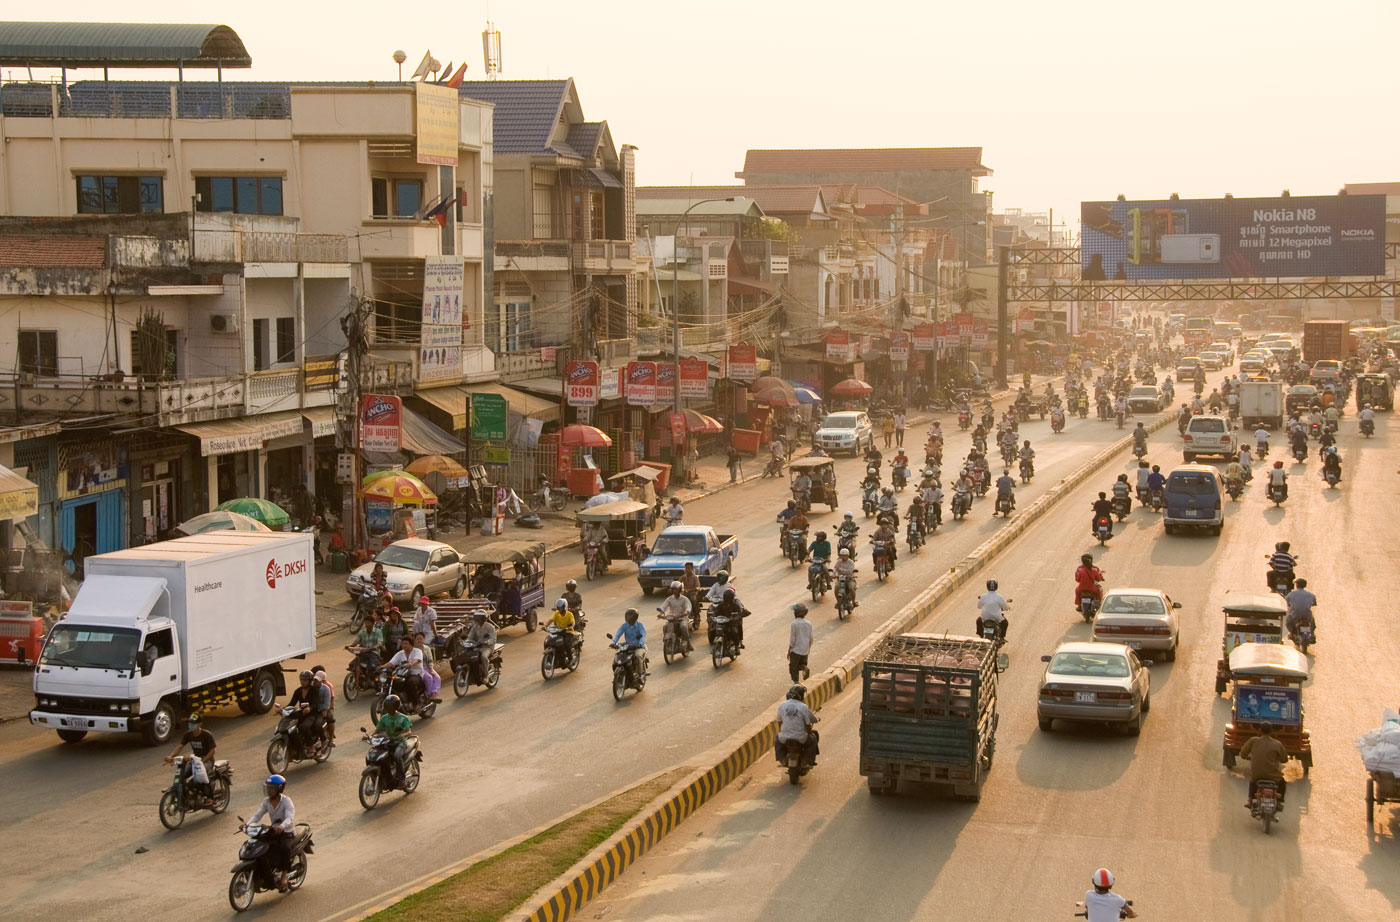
[672,197,734,484]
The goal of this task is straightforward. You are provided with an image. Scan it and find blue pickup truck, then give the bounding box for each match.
[637,525,739,595]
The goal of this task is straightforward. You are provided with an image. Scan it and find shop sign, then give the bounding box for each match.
[626,361,657,406]
[359,395,402,453]
[727,343,757,381]
[565,360,599,407]
[679,356,709,399]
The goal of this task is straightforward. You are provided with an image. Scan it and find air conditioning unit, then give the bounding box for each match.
[210,312,239,334]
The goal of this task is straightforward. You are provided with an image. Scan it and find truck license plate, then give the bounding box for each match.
[63,717,87,728]
[1074,692,1096,703]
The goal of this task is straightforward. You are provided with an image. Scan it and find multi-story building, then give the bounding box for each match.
[0,22,491,562]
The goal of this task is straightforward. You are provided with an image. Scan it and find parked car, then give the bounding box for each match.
[1037,642,1150,735]
[1182,415,1233,461]
[346,538,467,604]
[1162,463,1224,535]
[1127,385,1165,414]
[814,411,873,456]
[1092,589,1182,661]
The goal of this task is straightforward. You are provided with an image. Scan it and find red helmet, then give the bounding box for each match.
[1274,460,1283,468]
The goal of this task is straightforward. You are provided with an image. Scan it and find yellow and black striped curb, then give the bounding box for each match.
[509,412,1175,922]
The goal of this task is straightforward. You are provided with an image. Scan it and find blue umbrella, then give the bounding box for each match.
[792,387,820,405]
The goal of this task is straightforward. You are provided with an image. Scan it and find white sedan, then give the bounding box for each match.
[1091,588,1181,661]
[1037,642,1151,735]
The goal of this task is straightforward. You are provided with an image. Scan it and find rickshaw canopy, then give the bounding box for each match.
[1228,642,1309,679]
[608,467,661,483]
[577,500,650,521]
[1222,591,1288,616]
[464,541,546,565]
[788,457,835,472]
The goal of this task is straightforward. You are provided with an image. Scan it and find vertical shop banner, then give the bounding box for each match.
[626,361,657,406]
[973,319,989,345]
[1017,309,1037,333]
[669,412,688,447]
[912,323,936,352]
[825,327,853,362]
[954,312,975,337]
[422,256,464,326]
[359,395,402,452]
[565,360,599,407]
[727,343,757,382]
[653,362,676,406]
[598,366,621,401]
[889,332,910,362]
[679,356,710,399]
[470,393,508,442]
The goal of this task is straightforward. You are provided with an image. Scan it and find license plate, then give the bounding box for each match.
[1184,509,1199,517]
[63,717,88,728]
[1074,692,1096,703]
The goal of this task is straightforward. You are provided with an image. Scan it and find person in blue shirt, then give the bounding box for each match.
[1146,465,1167,493]
[1284,578,1317,640]
[613,608,648,677]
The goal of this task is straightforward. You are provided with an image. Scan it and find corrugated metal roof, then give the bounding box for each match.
[635,199,765,217]
[741,147,990,177]
[637,185,826,216]
[459,79,573,155]
[0,236,106,268]
[0,22,251,68]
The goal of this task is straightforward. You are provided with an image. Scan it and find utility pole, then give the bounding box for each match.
[891,204,905,400]
[996,245,1009,389]
[672,197,733,484]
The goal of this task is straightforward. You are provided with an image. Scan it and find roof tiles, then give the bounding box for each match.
[0,236,106,268]
[637,184,827,216]
[459,79,572,155]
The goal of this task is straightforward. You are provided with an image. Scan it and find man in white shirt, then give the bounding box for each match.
[386,636,425,706]
[774,684,819,767]
[977,579,1009,641]
[1083,868,1136,922]
[247,774,297,892]
[787,603,813,682]
[657,581,693,651]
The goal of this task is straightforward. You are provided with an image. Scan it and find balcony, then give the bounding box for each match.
[572,240,635,275]
[358,222,444,262]
[496,240,570,273]
[194,230,349,264]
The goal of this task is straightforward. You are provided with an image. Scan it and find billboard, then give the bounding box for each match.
[359,395,402,452]
[679,356,709,399]
[727,343,756,382]
[415,83,460,166]
[825,328,852,363]
[565,361,599,407]
[1080,195,1385,280]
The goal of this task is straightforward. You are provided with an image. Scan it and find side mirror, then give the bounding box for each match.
[606,633,614,640]
[429,565,440,572]
[1040,654,1052,663]
[1173,601,1182,609]
[360,727,368,733]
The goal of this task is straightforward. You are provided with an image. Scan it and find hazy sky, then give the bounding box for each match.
[12,1,1396,227]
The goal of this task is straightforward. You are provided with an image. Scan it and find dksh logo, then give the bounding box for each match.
[265,557,308,588]
[362,396,397,422]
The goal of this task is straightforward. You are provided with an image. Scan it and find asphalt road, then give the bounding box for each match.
[0,382,1147,922]
[593,409,1400,922]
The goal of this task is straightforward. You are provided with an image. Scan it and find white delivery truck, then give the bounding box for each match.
[30,531,316,746]
[1238,380,1285,430]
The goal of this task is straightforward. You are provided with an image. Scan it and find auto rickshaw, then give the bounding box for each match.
[607,467,661,525]
[1214,590,1286,694]
[1222,642,1311,775]
[435,541,546,633]
[576,500,652,579]
[788,456,838,513]
[1355,373,1394,411]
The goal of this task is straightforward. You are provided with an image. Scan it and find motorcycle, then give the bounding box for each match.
[781,737,815,786]
[528,479,568,513]
[1001,443,1016,467]
[159,755,232,830]
[1290,621,1316,655]
[905,518,924,555]
[836,529,858,561]
[350,585,378,633]
[1076,398,1089,419]
[657,613,693,664]
[1150,487,1164,512]
[451,641,503,698]
[583,539,608,581]
[1225,477,1243,501]
[1020,457,1034,484]
[1292,441,1310,462]
[1308,421,1322,440]
[1093,514,1113,545]
[1132,443,1147,460]
[891,464,909,491]
[266,705,331,775]
[369,667,438,721]
[762,456,785,478]
[1111,495,1130,521]
[1324,467,1340,488]
[541,625,582,679]
[995,493,1014,517]
[357,730,421,810]
[808,557,832,601]
[1078,588,1100,622]
[709,614,743,669]
[608,636,647,699]
[1116,408,1126,429]
[861,486,879,518]
[228,820,314,912]
[974,469,990,498]
[1265,563,1295,596]
[1250,779,1282,834]
[1267,482,1287,506]
[958,409,971,430]
[787,528,809,567]
[342,645,380,702]
[952,490,972,520]
[834,574,857,620]
[871,540,893,581]
[1051,412,1065,434]
[1361,417,1375,438]
[1074,900,1134,919]
[978,620,1008,672]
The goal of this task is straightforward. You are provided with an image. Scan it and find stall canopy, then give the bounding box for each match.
[474,380,561,419]
[0,464,39,520]
[418,382,560,426]
[301,406,338,438]
[400,406,464,456]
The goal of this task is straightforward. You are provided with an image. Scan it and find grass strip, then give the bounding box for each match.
[365,768,688,922]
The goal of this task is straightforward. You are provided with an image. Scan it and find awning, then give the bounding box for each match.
[256,411,310,442]
[176,412,308,457]
[400,407,464,456]
[415,386,469,429]
[467,381,560,421]
[0,464,39,520]
[302,406,338,439]
[729,276,777,295]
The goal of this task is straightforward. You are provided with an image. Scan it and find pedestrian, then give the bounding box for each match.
[881,413,895,449]
[894,409,906,448]
[726,446,741,483]
[788,603,813,682]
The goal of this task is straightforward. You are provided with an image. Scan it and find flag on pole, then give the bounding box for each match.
[443,63,468,88]
[410,50,433,80]
[424,194,458,228]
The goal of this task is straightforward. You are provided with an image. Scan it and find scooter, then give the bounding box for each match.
[978,620,1008,672]
[357,730,421,810]
[1111,495,1131,521]
[834,574,857,620]
[891,463,909,491]
[1150,486,1164,512]
[1250,780,1282,834]
[1020,457,1035,483]
[608,636,647,699]
[709,614,743,668]
[871,540,893,581]
[958,409,971,430]
[1132,443,1147,460]
[266,705,332,775]
[1078,589,1100,622]
[1267,482,1287,506]
[350,585,378,633]
[995,492,1014,517]
[1323,466,1340,488]
[1225,477,1243,501]
[787,528,809,567]
[836,530,857,561]
[1264,560,1296,596]
[1093,514,1113,545]
[1292,443,1308,462]
[952,490,972,520]
[370,667,438,721]
[1290,620,1316,655]
[808,558,832,601]
[861,486,879,518]
[1361,417,1375,438]
[780,736,816,786]
[450,641,503,698]
[341,646,380,702]
[159,755,233,830]
[905,518,924,555]
[583,539,608,580]
[657,613,691,664]
[761,456,785,478]
[541,625,582,679]
[228,820,314,912]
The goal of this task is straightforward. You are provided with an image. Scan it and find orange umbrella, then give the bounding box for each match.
[359,471,438,505]
[830,377,873,397]
[681,409,724,434]
[752,376,800,407]
[405,454,471,480]
[559,424,613,448]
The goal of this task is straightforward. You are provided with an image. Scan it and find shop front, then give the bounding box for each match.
[57,438,129,574]
[127,430,194,545]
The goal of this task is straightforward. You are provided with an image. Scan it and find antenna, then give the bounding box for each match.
[482,21,502,80]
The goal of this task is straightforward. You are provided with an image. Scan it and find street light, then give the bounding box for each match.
[672,197,734,483]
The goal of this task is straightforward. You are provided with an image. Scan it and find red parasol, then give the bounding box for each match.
[559,424,613,448]
[830,377,873,397]
[752,375,800,407]
[681,409,724,434]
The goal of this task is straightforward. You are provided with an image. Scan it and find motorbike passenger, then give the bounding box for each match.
[349,614,385,681]
[657,581,693,652]
[774,684,820,767]
[381,606,407,652]
[1074,554,1105,609]
[1134,460,1152,504]
[976,579,1009,641]
[1284,578,1317,642]
[906,494,927,533]
[1177,403,1192,433]
[287,669,331,750]
[1111,474,1132,512]
[613,608,649,676]
[561,579,586,630]
[166,711,217,805]
[788,604,813,682]
[833,546,858,608]
[373,694,414,786]
[1321,446,1342,482]
[1236,444,1254,482]
[246,774,296,893]
[707,570,737,607]
[384,637,426,708]
[1084,869,1137,922]
[463,611,498,680]
[1091,492,1114,535]
[994,468,1016,515]
[369,562,388,595]
[1289,425,1309,455]
[1267,460,1288,500]
[1241,722,1289,810]
[877,487,900,525]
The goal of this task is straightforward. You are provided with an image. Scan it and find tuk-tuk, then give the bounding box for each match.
[435,541,547,633]
[576,500,652,574]
[1214,590,1286,694]
[1355,373,1394,411]
[1222,642,1311,775]
[788,456,838,513]
[607,467,661,521]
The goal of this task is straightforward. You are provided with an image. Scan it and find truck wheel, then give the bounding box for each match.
[240,670,278,715]
[525,609,538,633]
[142,700,176,746]
[56,729,87,744]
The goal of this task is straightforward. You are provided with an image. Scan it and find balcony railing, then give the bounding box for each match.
[0,81,292,120]
[195,229,348,264]
[572,240,635,274]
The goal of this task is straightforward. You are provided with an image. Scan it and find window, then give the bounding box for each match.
[194,176,284,215]
[76,175,163,214]
[505,301,533,352]
[275,317,295,364]
[129,328,178,377]
[18,330,57,376]
[252,318,268,371]
[371,177,424,218]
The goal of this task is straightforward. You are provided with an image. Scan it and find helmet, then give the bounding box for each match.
[1091,869,1115,890]
[816,531,827,541]
[844,512,854,520]
[265,774,288,796]
[1081,554,1093,566]
[882,487,893,496]
[723,588,735,601]
[471,610,488,620]
[986,579,998,591]
[624,608,640,620]
[716,571,729,583]
[790,603,808,617]
[187,712,203,726]
[555,599,568,610]
[839,547,851,557]
[670,581,683,591]
[924,469,933,477]
[1274,460,1283,468]
[1117,474,1128,483]
[298,670,314,682]
[786,684,807,700]
[384,694,401,712]
[566,579,577,590]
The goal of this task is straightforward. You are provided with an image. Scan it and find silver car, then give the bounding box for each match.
[345,538,467,605]
[814,411,873,456]
[1091,589,1182,660]
[1037,642,1150,735]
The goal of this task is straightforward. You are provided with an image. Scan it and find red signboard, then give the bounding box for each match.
[626,361,657,406]
[654,362,676,405]
[1017,309,1037,333]
[912,322,936,351]
[669,412,688,447]
[359,394,402,452]
[889,332,910,362]
[953,312,975,336]
[679,356,709,399]
[936,322,951,349]
[727,343,757,382]
[564,360,599,407]
[825,327,853,363]
[973,319,989,345]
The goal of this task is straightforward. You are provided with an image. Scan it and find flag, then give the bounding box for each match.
[435,61,453,83]
[443,63,468,88]
[424,194,457,227]
[410,50,433,81]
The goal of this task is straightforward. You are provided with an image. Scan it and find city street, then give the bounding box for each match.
[594,417,1400,922]
[0,389,1146,922]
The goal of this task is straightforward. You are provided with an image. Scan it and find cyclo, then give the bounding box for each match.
[576,500,652,580]
[1213,590,1287,695]
[1220,642,1312,776]
[788,457,838,514]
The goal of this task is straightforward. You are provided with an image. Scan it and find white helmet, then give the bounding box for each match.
[1091,868,1115,890]
[839,547,850,556]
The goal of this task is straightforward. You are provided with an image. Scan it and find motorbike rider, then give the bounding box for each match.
[561,579,586,630]
[1018,439,1036,475]
[166,711,217,805]
[869,518,897,569]
[1084,869,1137,922]
[246,774,296,893]
[1267,460,1288,499]
[1146,464,1167,498]
[372,693,415,786]
[1111,474,1132,513]
[922,478,944,526]
[1267,542,1298,590]
[836,512,860,558]
[877,486,900,525]
[906,494,928,534]
[287,669,331,750]
[778,501,809,555]
[1241,722,1289,810]
[348,613,385,682]
[583,519,611,571]
[1134,460,1152,504]
[994,468,1016,514]
[613,608,649,677]
[1177,403,1192,433]
[792,469,813,509]
[1289,423,1309,456]
[1284,578,1317,642]
[1321,445,1343,482]
[384,636,427,708]
[788,604,813,682]
[806,532,833,570]
[662,496,685,527]
[1208,388,1223,413]
[953,469,975,511]
[463,610,498,681]
[775,683,820,768]
[548,598,581,657]
[833,546,859,608]
[891,449,911,486]
[707,570,738,607]
[1074,554,1106,609]
[1091,492,1115,535]
[1317,424,1337,456]
[976,579,1010,641]
[657,581,693,653]
[1132,422,1148,453]
[1360,403,1376,429]
[711,587,749,648]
